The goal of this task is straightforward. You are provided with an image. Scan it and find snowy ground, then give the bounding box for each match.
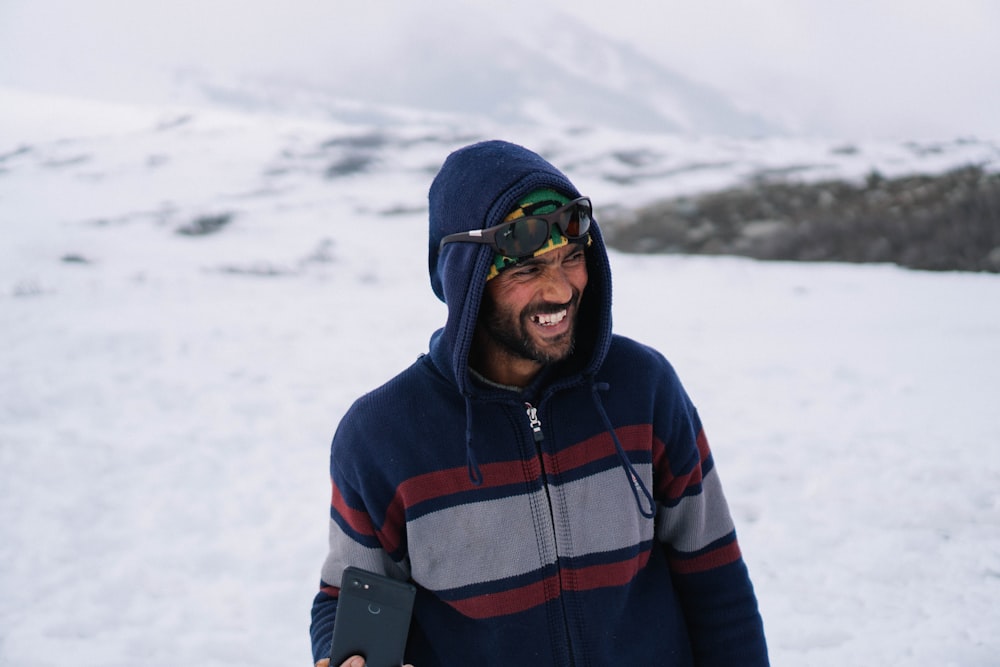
[2,88,999,666]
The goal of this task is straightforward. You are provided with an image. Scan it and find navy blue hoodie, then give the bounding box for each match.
[310,140,768,666]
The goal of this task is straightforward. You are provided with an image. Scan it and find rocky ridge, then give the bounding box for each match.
[601,165,1000,273]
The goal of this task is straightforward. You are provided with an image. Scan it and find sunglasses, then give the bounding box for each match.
[439,197,592,259]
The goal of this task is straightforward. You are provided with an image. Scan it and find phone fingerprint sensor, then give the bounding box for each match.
[368,603,382,615]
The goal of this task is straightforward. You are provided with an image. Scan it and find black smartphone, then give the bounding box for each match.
[329,567,417,667]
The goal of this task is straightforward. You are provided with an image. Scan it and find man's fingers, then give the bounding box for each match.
[315,654,368,667]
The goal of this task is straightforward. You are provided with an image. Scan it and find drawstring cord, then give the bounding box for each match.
[461,381,656,517]
[591,381,656,518]
[464,394,484,485]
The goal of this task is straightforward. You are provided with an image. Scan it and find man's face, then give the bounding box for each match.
[473,243,589,384]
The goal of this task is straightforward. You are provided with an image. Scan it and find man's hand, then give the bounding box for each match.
[312,657,354,667]
[313,656,359,667]
[314,658,414,667]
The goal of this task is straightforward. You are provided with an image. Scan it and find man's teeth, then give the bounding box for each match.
[533,310,567,326]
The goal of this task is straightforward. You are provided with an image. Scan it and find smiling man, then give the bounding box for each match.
[310,140,769,666]
[468,188,591,387]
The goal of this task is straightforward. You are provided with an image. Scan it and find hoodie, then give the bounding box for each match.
[310,140,768,666]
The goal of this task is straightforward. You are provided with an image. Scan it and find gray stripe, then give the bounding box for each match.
[408,490,557,590]
[320,519,411,586]
[323,463,676,594]
[655,467,736,552]
[407,464,657,590]
[552,463,656,558]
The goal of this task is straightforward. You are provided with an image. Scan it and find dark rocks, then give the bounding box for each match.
[176,212,234,236]
[601,165,1000,273]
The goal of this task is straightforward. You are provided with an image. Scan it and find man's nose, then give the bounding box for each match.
[538,265,574,303]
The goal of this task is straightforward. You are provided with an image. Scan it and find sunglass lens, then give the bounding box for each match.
[564,201,592,238]
[496,219,549,257]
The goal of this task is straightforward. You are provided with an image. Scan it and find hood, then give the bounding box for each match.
[426,140,613,396]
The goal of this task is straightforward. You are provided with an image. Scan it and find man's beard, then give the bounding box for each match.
[479,294,580,365]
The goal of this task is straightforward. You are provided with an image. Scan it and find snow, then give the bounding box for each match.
[2,88,1000,666]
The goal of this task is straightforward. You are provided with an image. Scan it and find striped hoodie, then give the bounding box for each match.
[310,140,768,666]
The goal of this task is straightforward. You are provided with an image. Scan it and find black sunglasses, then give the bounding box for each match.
[439,197,592,259]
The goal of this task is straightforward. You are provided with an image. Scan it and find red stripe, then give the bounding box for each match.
[668,540,742,575]
[655,428,711,502]
[331,478,404,552]
[696,429,711,460]
[330,480,377,537]
[446,551,651,619]
[446,574,558,618]
[563,551,651,592]
[541,424,653,472]
[393,424,655,511]
[399,458,542,507]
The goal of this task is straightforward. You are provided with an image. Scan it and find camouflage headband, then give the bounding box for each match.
[486,189,582,281]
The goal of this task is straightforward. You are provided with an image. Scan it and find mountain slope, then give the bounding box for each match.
[0,0,778,136]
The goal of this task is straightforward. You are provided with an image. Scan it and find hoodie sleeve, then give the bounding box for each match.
[309,586,338,664]
[651,364,769,666]
[309,411,412,664]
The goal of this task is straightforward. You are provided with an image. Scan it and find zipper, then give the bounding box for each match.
[525,402,544,443]
[523,401,576,666]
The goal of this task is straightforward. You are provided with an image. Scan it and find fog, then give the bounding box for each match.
[2,0,998,140]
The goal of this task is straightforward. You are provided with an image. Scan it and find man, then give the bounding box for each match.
[310,140,769,666]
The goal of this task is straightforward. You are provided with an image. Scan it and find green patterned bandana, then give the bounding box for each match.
[487,189,581,281]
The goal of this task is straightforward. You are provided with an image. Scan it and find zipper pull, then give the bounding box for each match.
[524,402,544,443]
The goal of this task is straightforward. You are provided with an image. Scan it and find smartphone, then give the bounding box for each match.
[329,566,417,667]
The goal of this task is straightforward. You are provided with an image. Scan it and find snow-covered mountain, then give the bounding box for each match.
[0,0,777,136]
[275,5,780,136]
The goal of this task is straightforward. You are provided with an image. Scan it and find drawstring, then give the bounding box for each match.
[591,381,656,518]
[462,381,655,515]
[464,394,484,485]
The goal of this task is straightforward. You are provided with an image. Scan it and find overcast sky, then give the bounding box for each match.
[547,0,1000,140]
[1,0,998,141]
